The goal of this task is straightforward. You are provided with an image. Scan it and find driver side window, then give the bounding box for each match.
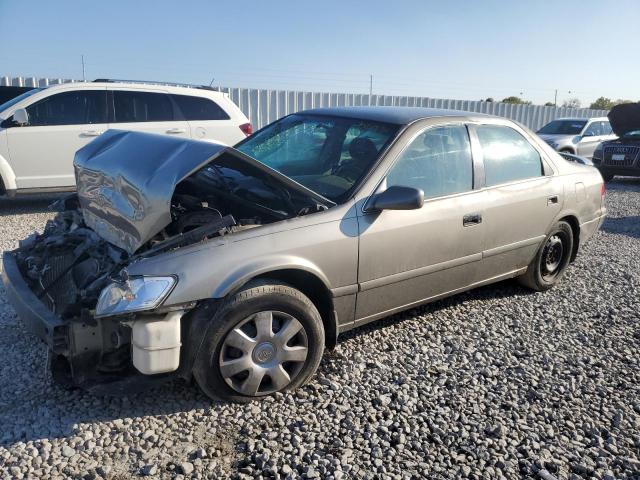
[584,122,602,136]
[386,125,473,200]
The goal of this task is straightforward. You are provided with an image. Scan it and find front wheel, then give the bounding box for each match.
[518,221,574,292]
[193,281,325,402]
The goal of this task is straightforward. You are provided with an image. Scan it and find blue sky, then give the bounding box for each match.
[1,0,637,107]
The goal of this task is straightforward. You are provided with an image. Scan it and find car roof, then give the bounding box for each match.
[300,106,492,125]
[554,117,609,122]
[38,81,227,98]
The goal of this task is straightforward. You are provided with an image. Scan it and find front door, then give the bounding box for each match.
[355,124,487,324]
[6,88,108,189]
[577,121,604,158]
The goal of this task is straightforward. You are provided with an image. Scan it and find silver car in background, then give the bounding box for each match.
[1,107,607,402]
[537,117,616,158]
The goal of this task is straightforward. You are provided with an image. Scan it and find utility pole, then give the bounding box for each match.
[554,89,557,107]
[369,74,373,105]
[81,55,86,81]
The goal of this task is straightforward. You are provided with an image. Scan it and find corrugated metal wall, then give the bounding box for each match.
[1,76,608,131]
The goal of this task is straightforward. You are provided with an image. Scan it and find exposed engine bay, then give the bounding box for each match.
[11,155,329,387]
[15,161,327,322]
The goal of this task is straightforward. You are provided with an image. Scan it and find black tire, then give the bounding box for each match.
[600,171,615,182]
[518,221,574,292]
[193,280,325,402]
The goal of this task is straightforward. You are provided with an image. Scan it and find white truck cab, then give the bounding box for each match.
[0,80,251,196]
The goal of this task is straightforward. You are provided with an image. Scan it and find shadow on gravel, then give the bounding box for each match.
[601,215,640,239]
[338,278,533,342]
[0,194,64,217]
[0,278,532,447]
[606,177,640,192]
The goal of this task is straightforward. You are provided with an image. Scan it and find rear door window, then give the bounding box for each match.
[170,94,230,120]
[25,90,107,126]
[476,125,543,187]
[112,91,174,123]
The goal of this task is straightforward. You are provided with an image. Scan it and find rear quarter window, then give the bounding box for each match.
[171,94,230,121]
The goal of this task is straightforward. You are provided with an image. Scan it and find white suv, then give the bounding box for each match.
[0,80,251,196]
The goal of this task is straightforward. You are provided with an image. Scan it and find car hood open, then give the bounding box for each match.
[74,129,332,254]
[608,103,640,137]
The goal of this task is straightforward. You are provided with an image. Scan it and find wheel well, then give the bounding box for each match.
[0,175,5,196]
[559,147,575,154]
[560,215,580,262]
[253,269,337,349]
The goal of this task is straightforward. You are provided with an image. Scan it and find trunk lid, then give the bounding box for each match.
[74,129,332,254]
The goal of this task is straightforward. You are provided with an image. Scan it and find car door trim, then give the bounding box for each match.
[359,252,483,292]
[354,266,527,327]
[482,235,546,258]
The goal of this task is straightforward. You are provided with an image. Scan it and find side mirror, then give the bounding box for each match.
[368,185,424,212]
[12,108,29,126]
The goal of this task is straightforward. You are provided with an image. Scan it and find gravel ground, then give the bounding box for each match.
[0,182,639,480]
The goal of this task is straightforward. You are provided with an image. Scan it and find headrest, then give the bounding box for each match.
[349,137,378,161]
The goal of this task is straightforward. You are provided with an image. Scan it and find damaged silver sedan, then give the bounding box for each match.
[1,107,606,401]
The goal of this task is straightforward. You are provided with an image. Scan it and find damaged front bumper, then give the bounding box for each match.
[2,251,69,353]
[2,251,186,389]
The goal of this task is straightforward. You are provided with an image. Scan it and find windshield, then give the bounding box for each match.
[236,114,400,202]
[537,120,587,135]
[0,88,42,114]
[623,130,640,138]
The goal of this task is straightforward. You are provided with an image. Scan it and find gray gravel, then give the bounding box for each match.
[1,182,639,480]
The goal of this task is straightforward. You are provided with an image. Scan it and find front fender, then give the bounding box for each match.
[210,254,333,299]
[0,152,16,191]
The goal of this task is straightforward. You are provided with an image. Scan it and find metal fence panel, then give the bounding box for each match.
[1,76,608,131]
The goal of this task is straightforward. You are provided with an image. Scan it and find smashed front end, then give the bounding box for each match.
[1,130,332,390]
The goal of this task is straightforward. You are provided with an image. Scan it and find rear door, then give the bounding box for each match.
[355,123,487,323]
[6,88,108,189]
[108,88,190,139]
[169,93,245,145]
[471,123,563,280]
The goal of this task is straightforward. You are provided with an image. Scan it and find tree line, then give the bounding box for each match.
[480,96,636,110]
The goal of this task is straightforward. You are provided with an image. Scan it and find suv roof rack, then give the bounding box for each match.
[93,78,217,91]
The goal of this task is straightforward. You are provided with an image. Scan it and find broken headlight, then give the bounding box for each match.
[95,276,176,318]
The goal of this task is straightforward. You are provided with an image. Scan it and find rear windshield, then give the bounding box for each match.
[537,120,586,135]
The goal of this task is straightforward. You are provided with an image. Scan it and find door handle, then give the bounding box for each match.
[463,213,482,227]
[80,130,103,137]
[547,195,559,205]
[166,128,186,134]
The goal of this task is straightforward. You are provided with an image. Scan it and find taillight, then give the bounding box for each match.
[239,123,253,136]
[601,183,606,197]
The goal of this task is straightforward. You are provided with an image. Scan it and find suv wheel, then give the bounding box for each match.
[193,281,325,402]
[601,171,615,182]
[518,220,574,292]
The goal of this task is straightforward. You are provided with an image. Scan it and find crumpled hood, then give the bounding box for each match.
[608,103,640,137]
[74,130,330,254]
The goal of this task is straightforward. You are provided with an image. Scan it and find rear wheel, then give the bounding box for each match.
[518,221,574,292]
[193,281,325,402]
